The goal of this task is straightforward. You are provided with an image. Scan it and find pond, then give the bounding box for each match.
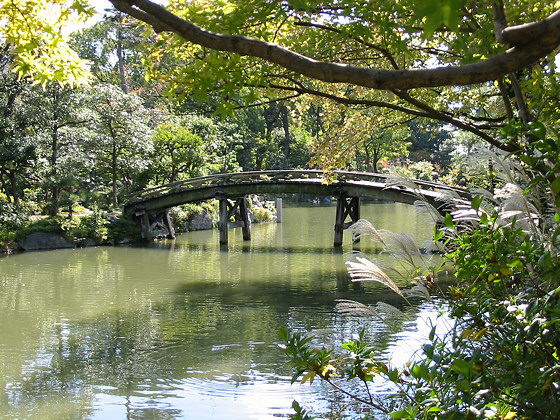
[0,202,444,419]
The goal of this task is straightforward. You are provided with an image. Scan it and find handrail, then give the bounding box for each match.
[125,170,467,206]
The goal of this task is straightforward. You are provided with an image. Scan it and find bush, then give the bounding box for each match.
[280,122,560,419]
[251,206,274,223]
[170,201,219,231]
[0,211,141,250]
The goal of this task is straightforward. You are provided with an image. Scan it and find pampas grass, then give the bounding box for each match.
[346,256,405,298]
[348,219,386,243]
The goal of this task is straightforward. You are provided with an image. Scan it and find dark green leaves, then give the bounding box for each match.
[411,0,468,38]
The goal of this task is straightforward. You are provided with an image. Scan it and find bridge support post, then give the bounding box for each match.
[217,194,251,245]
[218,197,229,244]
[334,195,360,247]
[163,209,176,239]
[276,198,283,223]
[141,210,153,241]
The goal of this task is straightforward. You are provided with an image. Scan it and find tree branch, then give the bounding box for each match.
[391,90,520,152]
[293,21,400,69]
[109,0,560,90]
[266,79,433,119]
[492,0,508,43]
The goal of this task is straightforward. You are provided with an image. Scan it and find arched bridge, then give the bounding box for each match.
[123,170,469,246]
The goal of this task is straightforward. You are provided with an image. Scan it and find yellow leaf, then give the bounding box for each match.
[301,371,316,384]
[473,328,487,341]
[320,364,337,378]
[461,329,474,339]
[504,411,517,419]
[500,268,514,276]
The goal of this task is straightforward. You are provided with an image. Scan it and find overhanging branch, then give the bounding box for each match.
[109,0,560,90]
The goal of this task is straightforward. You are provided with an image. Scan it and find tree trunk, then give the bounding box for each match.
[0,167,9,199]
[281,105,290,159]
[116,14,129,94]
[112,141,119,208]
[372,151,380,173]
[50,128,59,216]
[364,146,371,172]
[8,170,18,205]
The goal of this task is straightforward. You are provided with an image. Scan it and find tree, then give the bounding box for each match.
[85,84,156,208]
[0,0,93,86]
[23,83,90,215]
[0,46,36,204]
[407,121,454,170]
[71,9,153,95]
[307,101,410,172]
[3,1,559,155]
[103,0,559,153]
[148,121,207,184]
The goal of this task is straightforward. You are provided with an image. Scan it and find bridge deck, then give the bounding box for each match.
[123,170,469,246]
[123,170,467,214]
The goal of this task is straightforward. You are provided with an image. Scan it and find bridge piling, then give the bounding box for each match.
[218,197,229,244]
[334,195,360,247]
[217,194,251,245]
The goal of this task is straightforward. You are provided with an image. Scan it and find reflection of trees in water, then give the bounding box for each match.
[1,204,437,417]
[3,278,431,418]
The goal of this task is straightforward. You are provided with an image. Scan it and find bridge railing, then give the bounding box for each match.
[125,170,468,205]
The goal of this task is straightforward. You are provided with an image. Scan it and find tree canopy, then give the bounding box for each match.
[89,0,560,152]
[2,0,559,155]
[108,0,560,89]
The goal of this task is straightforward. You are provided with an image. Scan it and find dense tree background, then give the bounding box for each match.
[0,4,478,213]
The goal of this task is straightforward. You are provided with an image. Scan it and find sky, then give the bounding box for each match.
[90,0,112,12]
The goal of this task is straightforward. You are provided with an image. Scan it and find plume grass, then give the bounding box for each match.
[346,256,404,298]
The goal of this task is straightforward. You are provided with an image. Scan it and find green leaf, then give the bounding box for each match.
[451,359,471,377]
[444,212,454,229]
[279,327,288,341]
[455,379,472,392]
[527,121,547,139]
[471,195,483,211]
[390,409,414,419]
[551,177,560,195]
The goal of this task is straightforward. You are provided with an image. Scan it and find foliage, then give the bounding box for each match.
[408,161,434,181]
[70,10,152,95]
[169,201,219,232]
[0,198,30,250]
[307,104,411,172]
[84,83,158,207]
[1,0,93,86]
[280,121,560,418]
[105,216,142,244]
[406,121,454,170]
[0,212,141,250]
[149,121,207,184]
[251,207,274,223]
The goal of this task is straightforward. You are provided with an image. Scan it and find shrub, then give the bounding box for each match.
[170,201,219,231]
[280,122,560,419]
[252,206,274,223]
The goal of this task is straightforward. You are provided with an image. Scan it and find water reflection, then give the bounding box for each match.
[0,202,442,419]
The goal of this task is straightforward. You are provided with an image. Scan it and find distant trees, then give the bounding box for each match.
[85,84,157,208]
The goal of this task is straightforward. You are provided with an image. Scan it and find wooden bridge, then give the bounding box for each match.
[123,170,469,246]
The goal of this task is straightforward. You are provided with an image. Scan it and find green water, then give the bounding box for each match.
[0,202,441,419]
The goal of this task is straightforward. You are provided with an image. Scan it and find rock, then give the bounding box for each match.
[190,210,213,231]
[22,232,76,251]
[84,238,98,247]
